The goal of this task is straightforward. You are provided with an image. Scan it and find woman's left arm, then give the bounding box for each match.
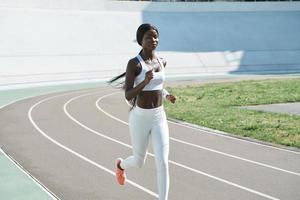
[162,58,176,104]
[164,89,176,104]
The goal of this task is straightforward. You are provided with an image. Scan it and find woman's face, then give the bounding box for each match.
[142,29,159,50]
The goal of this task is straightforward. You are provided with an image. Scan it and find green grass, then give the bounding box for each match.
[164,78,300,149]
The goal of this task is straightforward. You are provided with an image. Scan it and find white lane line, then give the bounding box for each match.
[119,91,300,156]
[167,120,300,156]
[28,92,159,199]
[0,87,100,111]
[64,92,134,149]
[64,91,280,200]
[0,147,59,200]
[96,92,300,177]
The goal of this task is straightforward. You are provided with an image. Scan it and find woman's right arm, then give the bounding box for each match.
[125,59,153,101]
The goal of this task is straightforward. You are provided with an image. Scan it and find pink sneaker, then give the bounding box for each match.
[115,158,126,185]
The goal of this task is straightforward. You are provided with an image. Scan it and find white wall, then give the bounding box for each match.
[1,0,300,87]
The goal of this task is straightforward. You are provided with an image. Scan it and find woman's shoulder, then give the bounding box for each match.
[127,56,142,74]
[128,56,139,65]
[128,56,141,68]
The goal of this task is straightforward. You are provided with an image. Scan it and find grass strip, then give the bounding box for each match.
[164,78,300,149]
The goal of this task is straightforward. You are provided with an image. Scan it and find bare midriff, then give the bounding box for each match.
[137,90,163,109]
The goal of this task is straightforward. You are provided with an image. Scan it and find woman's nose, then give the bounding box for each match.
[152,38,158,42]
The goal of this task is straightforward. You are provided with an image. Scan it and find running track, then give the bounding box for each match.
[0,86,300,200]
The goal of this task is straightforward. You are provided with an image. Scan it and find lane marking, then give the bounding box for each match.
[28,91,159,199]
[64,91,280,200]
[96,92,300,177]
[167,120,300,155]
[0,147,59,200]
[1,86,298,156]
[0,87,100,110]
[0,88,98,200]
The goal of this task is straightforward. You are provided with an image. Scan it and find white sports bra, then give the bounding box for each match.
[134,54,165,91]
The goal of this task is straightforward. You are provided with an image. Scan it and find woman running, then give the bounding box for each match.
[109,23,176,200]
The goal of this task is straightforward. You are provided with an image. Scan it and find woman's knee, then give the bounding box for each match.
[156,158,168,173]
[155,147,169,171]
[133,156,146,168]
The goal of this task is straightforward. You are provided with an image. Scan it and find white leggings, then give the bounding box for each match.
[120,105,169,200]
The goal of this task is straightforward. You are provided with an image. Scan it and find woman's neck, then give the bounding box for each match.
[140,49,156,62]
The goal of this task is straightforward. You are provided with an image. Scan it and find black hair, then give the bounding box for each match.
[108,23,159,109]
